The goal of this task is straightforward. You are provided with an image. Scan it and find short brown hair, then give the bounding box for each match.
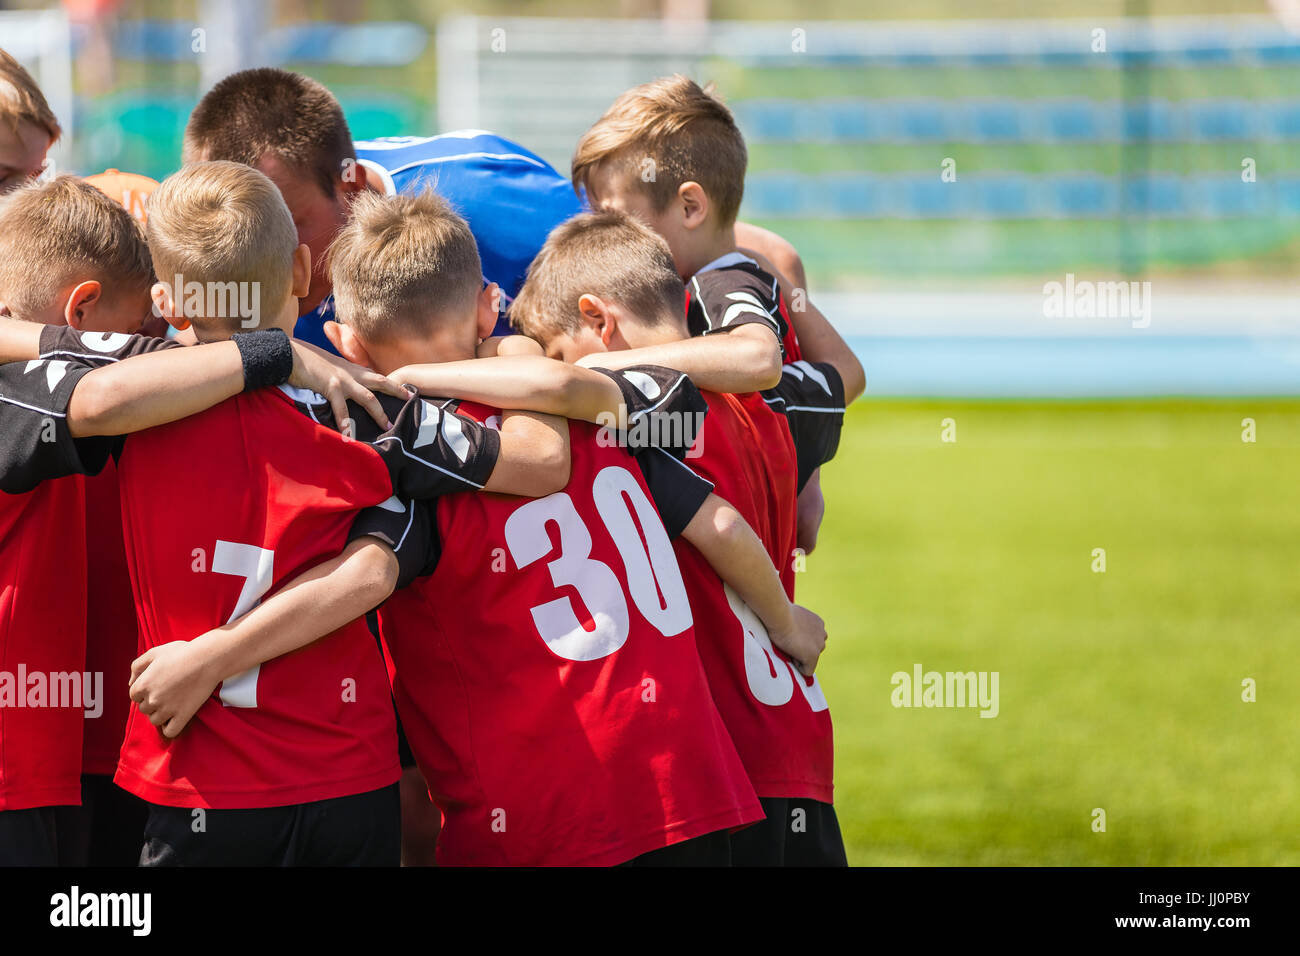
[183,68,353,199]
[328,189,483,344]
[0,175,151,318]
[572,75,747,227]
[0,49,60,143]
[510,210,685,344]
[146,161,298,333]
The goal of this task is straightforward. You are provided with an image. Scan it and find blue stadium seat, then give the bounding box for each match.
[1188,100,1255,140]
[733,101,802,143]
[968,102,1023,142]
[1050,175,1118,218]
[1122,176,1187,217]
[1272,178,1300,215]
[972,175,1033,217]
[114,20,196,62]
[1042,100,1103,141]
[893,102,951,141]
[823,173,886,217]
[1192,177,1266,217]
[1123,101,1182,142]
[1264,102,1300,139]
[822,100,881,141]
[269,22,427,67]
[744,174,820,217]
[902,177,962,218]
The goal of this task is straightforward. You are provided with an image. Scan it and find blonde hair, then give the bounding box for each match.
[146,161,298,333]
[0,48,60,143]
[328,190,483,344]
[0,175,152,319]
[571,74,747,226]
[510,209,685,344]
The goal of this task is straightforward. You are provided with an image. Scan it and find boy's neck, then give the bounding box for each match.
[682,223,738,280]
[366,336,477,377]
[189,298,299,344]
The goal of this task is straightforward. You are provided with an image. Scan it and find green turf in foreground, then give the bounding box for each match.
[802,399,1300,865]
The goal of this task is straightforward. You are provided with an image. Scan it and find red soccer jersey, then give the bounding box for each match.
[82,459,136,776]
[674,390,834,803]
[0,477,88,810]
[374,397,762,866]
[112,388,402,808]
[0,350,115,811]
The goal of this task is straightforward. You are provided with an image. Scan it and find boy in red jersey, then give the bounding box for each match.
[0,175,393,865]
[128,190,828,866]
[516,211,864,865]
[570,75,867,561]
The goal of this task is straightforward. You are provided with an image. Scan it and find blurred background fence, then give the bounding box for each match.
[4,1,1298,394]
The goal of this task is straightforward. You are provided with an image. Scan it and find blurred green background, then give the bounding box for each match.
[808,399,1299,864]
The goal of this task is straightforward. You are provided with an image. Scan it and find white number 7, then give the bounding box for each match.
[211,540,275,708]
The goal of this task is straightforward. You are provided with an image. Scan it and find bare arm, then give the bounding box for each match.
[482,410,571,497]
[681,492,826,675]
[129,537,399,738]
[574,323,781,394]
[389,355,629,427]
[0,314,43,362]
[797,468,826,555]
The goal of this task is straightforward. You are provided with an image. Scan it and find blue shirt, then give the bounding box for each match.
[295,130,585,352]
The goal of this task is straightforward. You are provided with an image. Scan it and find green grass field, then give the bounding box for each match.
[802,398,1300,865]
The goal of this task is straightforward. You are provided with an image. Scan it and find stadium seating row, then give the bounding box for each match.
[734,98,1300,145]
[745,171,1299,219]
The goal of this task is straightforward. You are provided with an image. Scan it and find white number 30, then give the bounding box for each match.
[504,466,692,661]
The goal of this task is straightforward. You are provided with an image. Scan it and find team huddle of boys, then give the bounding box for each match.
[0,49,866,866]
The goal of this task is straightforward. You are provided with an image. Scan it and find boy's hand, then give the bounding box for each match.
[287,340,402,432]
[129,641,221,739]
[495,334,544,358]
[768,605,827,677]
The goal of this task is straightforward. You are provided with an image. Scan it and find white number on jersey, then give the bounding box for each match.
[726,583,829,713]
[211,541,275,707]
[504,465,692,662]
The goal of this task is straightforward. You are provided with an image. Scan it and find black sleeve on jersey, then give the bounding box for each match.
[39,325,180,364]
[632,446,715,539]
[588,364,709,461]
[348,496,441,591]
[309,387,502,501]
[0,357,119,492]
[762,360,847,493]
[686,261,789,348]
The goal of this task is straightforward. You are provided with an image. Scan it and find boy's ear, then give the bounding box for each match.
[337,162,366,198]
[476,283,501,341]
[151,280,190,332]
[291,243,312,299]
[678,181,709,231]
[323,319,374,369]
[63,281,102,331]
[577,293,616,347]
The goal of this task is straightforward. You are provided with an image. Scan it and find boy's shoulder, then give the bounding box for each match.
[686,252,785,342]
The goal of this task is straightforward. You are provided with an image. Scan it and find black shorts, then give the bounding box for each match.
[729,797,848,867]
[81,773,150,867]
[622,828,732,867]
[0,805,86,867]
[139,783,400,867]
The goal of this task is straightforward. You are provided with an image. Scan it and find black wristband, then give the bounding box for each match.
[233,329,294,392]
